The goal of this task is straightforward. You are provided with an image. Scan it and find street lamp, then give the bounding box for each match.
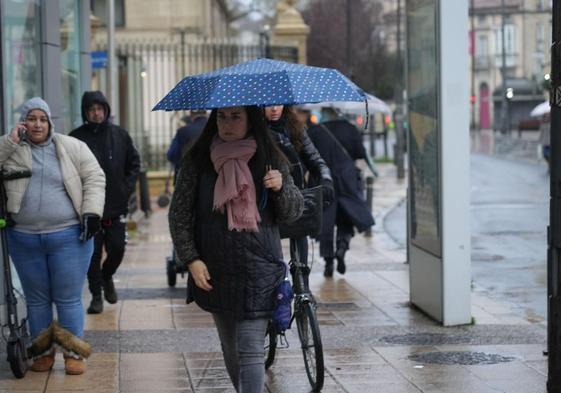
[259,24,271,58]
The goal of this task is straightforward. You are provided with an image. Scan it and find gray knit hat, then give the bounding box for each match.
[18,97,54,133]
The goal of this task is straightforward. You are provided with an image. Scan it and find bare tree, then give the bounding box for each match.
[301,0,397,99]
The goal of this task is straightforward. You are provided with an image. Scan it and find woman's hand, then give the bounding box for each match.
[263,167,282,192]
[188,259,213,291]
[10,123,27,144]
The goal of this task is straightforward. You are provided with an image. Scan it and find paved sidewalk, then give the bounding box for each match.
[0,163,548,392]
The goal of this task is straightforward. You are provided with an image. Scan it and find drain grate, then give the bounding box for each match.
[409,351,515,365]
[380,333,472,345]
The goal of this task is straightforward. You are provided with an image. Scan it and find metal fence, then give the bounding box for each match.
[94,39,298,170]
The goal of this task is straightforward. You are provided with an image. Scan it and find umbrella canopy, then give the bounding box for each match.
[300,93,391,115]
[153,58,365,111]
[530,100,550,117]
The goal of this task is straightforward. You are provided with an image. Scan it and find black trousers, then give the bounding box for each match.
[319,209,354,260]
[87,216,127,296]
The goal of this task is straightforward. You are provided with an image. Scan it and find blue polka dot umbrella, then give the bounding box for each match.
[152,58,365,111]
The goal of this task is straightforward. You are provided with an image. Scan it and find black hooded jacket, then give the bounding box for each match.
[268,119,331,188]
[70,91,141,219]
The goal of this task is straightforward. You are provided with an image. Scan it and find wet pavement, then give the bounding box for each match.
[0,149,549,392]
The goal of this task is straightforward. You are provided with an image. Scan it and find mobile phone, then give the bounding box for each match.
[17,128,27,142]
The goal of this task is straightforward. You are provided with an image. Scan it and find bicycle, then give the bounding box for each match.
[0,169,32,378]
[265,240,324,392]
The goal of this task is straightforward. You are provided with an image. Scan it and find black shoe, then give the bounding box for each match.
[87,295,103,314]
[103,277,118,304]
[324,258,334,277]
[335,249,346,274]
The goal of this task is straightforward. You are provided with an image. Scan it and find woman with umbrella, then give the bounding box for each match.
[265,105,334,275]
[168,105,303,392]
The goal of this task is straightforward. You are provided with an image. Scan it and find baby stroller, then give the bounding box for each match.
[166,250,187,287]
[0,169,32,378]
[157,168,187,287]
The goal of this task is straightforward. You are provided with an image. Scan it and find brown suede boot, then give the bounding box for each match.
[64,356,86,375]
[30,352,55,372]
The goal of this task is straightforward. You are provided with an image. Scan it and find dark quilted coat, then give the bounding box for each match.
[169,153,303,319]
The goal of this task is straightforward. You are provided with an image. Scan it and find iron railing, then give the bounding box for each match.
[93,38,298,170]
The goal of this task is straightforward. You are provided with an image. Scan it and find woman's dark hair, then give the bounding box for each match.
[189,106,286,179]
[282,105,305,152]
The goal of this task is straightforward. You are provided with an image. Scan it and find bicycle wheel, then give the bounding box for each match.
[264,322,277,370]
[296,302,324,391]
[7,337,28,379]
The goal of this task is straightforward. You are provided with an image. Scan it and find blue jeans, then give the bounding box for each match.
[7,225,93,338]
[213,314,268,393]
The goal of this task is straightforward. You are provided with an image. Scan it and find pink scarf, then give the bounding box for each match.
[210,136,261,232]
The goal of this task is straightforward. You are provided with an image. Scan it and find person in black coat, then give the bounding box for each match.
[70,91,141,314]
[265,105,334,278]
[166,110,208,172]
[307,109,376,277]
[169,105,303,392]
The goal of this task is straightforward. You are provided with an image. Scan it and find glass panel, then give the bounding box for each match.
[60,0,83,133]
[91,0,125,27]
[1,0,42,131]
[406,0,441,257]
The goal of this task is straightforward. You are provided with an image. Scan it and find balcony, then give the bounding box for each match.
[474,55,491,70]
[494,53,519,68]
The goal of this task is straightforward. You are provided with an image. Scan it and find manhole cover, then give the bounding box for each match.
[380,333,471,345]
[409,351,515,365]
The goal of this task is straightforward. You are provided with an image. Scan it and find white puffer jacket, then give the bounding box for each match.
[0,133,105,217]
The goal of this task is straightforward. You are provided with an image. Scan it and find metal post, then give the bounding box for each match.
[548,2,561,391]
[394,0,405,179]
[107,0,118,123]
[470,0,476,130]
[499,0,508,134]
[346,0,353,80]
[369,114,376,157]
[138,168,152,218]
[364,176,374,237]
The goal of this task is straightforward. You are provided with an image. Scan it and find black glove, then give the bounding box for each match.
[321,179,335,208]
[80,213,101,241]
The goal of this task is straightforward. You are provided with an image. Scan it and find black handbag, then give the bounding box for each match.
[279,186,323,239]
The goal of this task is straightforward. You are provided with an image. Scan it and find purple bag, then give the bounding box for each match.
[272,263,293,332]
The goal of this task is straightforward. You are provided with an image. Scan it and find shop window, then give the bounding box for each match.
[59,0,83,132]
[1,0,42,130]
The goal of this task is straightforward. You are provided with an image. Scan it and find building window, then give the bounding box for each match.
[536,23,545,53]
[91,0,125,27]
[1,0,42,130]
[59,0,83,132]
[475,34,490,69]
[494,24,518,67]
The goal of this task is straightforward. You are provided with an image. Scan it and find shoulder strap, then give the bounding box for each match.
[318,124,352,160]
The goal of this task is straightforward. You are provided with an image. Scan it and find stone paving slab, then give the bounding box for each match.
[0,163,550,392]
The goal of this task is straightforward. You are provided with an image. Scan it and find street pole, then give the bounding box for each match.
[470,0,476,131]
[547,1,561,391]
[346,0,353,80]
[107,0,119,123]
[394,0,405,179]
[499,0,508,134]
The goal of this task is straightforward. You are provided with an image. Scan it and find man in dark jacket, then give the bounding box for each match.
[70,91,141,314]
[307,110,376,277]
[166,110,207,171]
